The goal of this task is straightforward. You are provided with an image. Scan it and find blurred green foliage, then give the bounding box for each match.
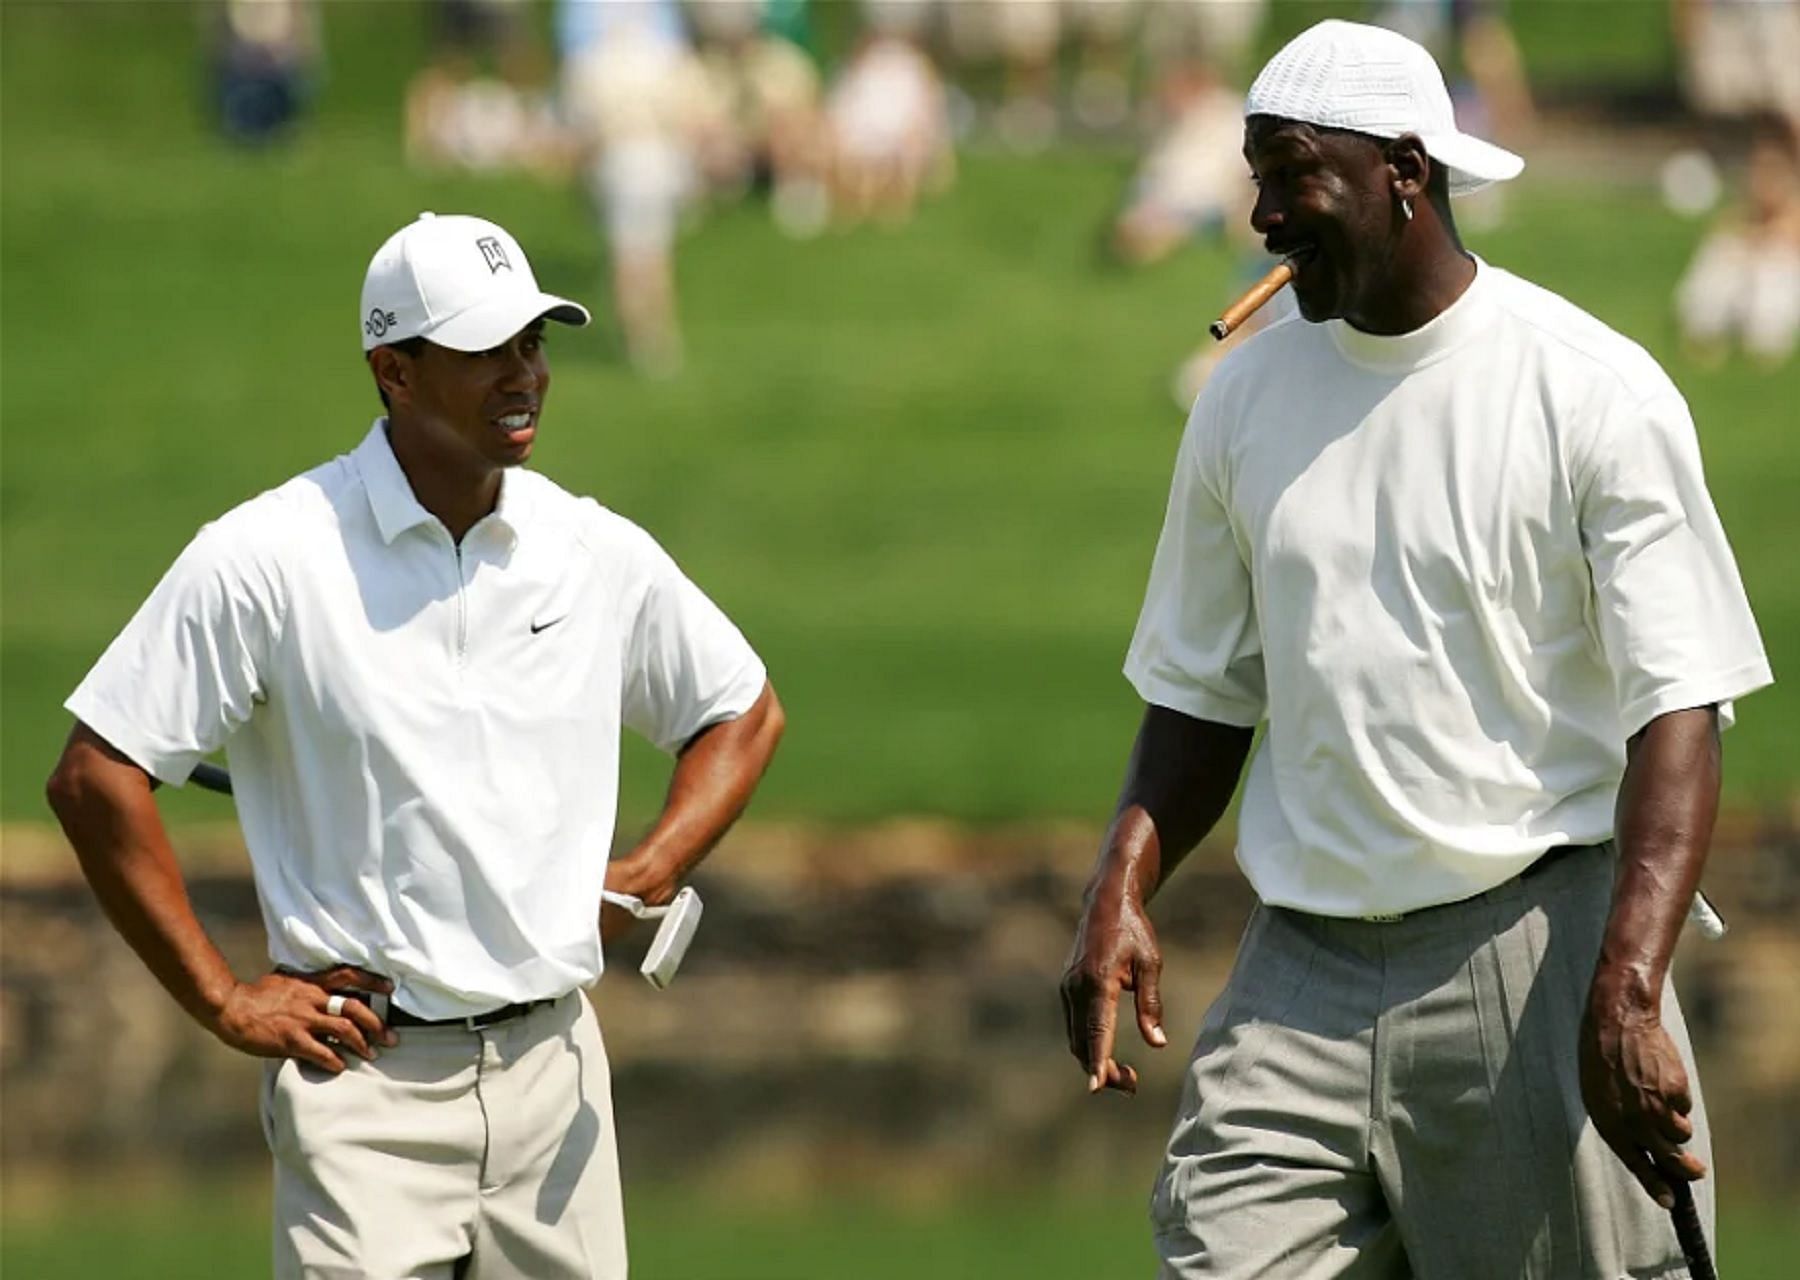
[3,3,1793,830]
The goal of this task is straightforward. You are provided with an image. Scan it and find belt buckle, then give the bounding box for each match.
[1359,912,1405,924]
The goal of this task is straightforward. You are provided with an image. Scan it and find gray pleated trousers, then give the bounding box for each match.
[1151,843,1712,1280]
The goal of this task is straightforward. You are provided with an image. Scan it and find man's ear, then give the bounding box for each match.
[369,345,414,407]
[1385,132,1431,204]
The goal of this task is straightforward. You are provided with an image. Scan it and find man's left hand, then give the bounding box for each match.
[1579,992,1708,1210]
[600,854,677,944]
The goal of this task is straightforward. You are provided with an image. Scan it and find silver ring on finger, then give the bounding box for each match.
[326,993,347,1017]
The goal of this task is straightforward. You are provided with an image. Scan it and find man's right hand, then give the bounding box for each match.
[1060,884,1168,1096]
[1060,710,1248,1096]
[210,966,397,1073]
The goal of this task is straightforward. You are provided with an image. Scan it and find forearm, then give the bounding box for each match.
[1593,706,1721,1013]
[46,728,238,1029]
[1084,707,1254,908]
[617,681,785,894]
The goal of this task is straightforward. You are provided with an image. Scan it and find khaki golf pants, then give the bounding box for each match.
[262,991,626,1280]
[1152,843,1714,1279]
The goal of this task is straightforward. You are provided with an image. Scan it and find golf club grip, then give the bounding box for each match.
[190,762,233,796]
[1670,1180,1718,1280]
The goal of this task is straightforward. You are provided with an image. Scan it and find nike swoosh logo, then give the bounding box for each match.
[530,615,567,635]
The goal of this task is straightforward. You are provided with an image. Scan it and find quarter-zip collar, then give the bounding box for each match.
[353,418,524,548]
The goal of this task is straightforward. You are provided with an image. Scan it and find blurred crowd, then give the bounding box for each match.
[1668,0,1800,369]
[209,0,1800,380]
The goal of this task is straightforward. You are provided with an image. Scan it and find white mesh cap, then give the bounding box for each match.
[1245,19,1523,196]
[359,212,590,352]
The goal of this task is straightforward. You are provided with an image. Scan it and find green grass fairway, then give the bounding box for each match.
[5,1182,1798,1280]
[3,4,1794,827]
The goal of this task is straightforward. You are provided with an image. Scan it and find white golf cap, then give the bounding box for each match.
[1245,19,1524,196]
[359,212,590,352]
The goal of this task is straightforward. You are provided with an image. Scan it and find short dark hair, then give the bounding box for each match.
[372,336,429,411]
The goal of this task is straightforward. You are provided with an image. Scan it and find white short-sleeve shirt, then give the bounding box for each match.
[68,422,768,1018]
[1126,262,1772,917]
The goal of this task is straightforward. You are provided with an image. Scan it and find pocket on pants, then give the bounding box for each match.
[259,1058,286,1153]
[263,1056,341,1165]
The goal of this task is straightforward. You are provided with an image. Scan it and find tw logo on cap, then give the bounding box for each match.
[476,237,512,274]
[365,308,397,339]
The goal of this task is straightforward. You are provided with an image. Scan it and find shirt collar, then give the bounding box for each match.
[352,419,525,547]
[1327,255,1495,373]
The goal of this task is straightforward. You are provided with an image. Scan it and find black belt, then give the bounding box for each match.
[385,999,552,1029]
[326,989,553,1030]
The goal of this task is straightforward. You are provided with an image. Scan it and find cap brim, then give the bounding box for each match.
[424,292,591,352]
[1422,130,1524,197]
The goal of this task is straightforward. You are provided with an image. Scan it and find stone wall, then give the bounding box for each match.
[4,819,1798,1199]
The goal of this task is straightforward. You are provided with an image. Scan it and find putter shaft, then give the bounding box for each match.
[1669,1180,1718,1280]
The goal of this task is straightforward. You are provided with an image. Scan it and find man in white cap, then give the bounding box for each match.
[47,212,784,1277]
[1061,20,1770,1278]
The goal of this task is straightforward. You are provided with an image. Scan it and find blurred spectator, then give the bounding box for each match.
[690,0,832,237]
[1169,255,1297,411]
[1102,7,1275,407]
[760,0,819,56]
[212,0,320,146]
[405,0,565,175]
[828,7,955,227]
[1109,58,1244,266]
[1676,116,1800,368]
[1674,0,1800,134]
[1067,0,1140,134]
[935,0,1054,151]
[437,0,538,79]
[1138,0,1267,82]
[990,0,1063,152]
[562,0,727,374]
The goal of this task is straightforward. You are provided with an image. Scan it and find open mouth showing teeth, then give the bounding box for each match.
[497,412,533,430]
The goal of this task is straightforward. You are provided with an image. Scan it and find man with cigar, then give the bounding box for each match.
[46,211,783,1277]
[1061,20,1770,1278]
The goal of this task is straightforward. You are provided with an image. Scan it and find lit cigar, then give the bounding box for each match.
[1208,258,1297,341]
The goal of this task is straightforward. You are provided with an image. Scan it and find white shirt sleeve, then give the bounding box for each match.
[64,518,283,784]
[621,535,768,754]
[1123,397,1266,727]
[1576,387,1773,737]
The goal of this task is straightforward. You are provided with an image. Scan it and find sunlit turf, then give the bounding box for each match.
[5,1179,1797,1280]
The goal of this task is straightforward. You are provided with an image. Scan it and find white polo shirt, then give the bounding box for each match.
[68,422,767,1018]
[1127,262,1772,917]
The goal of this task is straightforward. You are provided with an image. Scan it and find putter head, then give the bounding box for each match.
[640,886,702,989]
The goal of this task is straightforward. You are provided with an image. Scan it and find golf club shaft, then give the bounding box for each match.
[1670,1179,1718,1280]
